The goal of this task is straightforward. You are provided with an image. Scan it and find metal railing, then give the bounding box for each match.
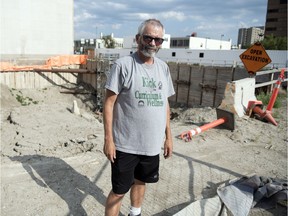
[255,68,287,90]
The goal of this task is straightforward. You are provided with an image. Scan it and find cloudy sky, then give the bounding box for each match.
[74,0,267,45]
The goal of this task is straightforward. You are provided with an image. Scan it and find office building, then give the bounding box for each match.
[170,36,231,50]
[237,27,265,48]
[265,0,287,37]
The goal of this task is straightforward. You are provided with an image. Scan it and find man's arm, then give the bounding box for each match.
[103,89,118,163]
[163,101,173,159]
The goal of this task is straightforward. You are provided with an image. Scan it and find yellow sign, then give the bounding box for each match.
[239,42,271,74]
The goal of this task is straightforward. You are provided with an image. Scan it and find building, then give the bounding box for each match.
[170,36,232,50]
[123,35,231,50]
[0,0,74,58]
[265,0,287,37]
[237,27,265,48]
[96,47,287,69]
[83,34,231,54]
[74,39,96,54]
[74,34,124,54]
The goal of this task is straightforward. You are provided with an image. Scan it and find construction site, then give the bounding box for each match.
[0,53,287,215]
[1,0,287,215]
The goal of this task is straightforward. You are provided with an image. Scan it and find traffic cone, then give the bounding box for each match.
[266,68,285,112]
[180,109,235,142]
[252,105,278,126]
[246,100,263,117]
[180,118,226,142]
[253,68,285,126]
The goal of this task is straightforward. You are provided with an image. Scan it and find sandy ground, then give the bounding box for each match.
[0,83,287,216]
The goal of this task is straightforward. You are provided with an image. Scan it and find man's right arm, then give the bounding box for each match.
[103,89,118,163]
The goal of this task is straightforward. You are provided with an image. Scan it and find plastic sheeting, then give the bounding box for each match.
[173,196,227,216]
[174,175,287,216]
[217,175,287,216]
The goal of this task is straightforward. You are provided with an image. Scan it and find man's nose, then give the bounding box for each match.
[150,39,156,46]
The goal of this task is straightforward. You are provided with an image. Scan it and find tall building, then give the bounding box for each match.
[265,0,287,37]
[0,0,74,57]
[237,27,265,48]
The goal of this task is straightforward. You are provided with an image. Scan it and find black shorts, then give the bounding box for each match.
[111,150,159,194]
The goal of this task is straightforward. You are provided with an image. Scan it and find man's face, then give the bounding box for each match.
[137,24,164,58]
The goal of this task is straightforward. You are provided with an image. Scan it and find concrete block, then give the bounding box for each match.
[218,78,256,117]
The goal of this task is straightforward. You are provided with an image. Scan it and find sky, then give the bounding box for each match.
[74,0,268,45]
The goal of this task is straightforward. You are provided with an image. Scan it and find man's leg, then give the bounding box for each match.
[129,179,146,215]
[105,190,125,216]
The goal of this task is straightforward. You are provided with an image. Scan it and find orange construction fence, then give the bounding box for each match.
[0,55,88,72]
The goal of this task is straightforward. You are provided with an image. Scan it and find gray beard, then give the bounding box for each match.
[141,49,156,58]
[140,44,159,58]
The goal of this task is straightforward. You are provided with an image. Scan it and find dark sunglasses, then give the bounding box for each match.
[142,35,164,45]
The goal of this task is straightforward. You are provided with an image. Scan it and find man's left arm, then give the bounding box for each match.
[163,101,173,159]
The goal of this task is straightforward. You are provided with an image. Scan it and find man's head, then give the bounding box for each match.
[136,19,165,58]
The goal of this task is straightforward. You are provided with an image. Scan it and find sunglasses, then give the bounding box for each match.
[142,35,164,46]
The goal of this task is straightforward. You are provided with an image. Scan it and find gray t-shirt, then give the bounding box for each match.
[105,52,175,156]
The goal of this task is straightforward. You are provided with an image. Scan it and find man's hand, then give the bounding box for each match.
[163,138,173,159]
[103,139,116,163]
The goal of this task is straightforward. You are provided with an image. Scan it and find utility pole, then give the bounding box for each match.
[220,34,224,49]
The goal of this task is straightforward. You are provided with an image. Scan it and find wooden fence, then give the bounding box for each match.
[168,64,287,107]
[168,63,251,107]
[87,62,270,108]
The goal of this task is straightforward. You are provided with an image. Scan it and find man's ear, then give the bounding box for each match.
[135,34,140,44]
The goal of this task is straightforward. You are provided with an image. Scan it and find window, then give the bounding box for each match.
[199,53,204,58]
[177,40,183,46]
[170,39,189,47]
[267,9,278,13]
[184,39,189,46]
[171,40,177,47]
[172,52,176,57]
[266,27,277,31]
[267,18,278,22]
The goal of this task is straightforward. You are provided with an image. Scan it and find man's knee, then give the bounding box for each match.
[134,179,145,185]
[110,190,126,199]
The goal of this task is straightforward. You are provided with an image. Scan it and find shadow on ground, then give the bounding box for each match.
[10,155,107,216]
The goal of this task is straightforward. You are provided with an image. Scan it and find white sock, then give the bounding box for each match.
[129,206,141,216]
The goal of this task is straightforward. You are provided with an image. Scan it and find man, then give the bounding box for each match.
[103,18,175,216]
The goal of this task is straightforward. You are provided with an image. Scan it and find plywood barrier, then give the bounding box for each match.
[0,71,78,89]
[0,60,249,108]
[169,63,248,107]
